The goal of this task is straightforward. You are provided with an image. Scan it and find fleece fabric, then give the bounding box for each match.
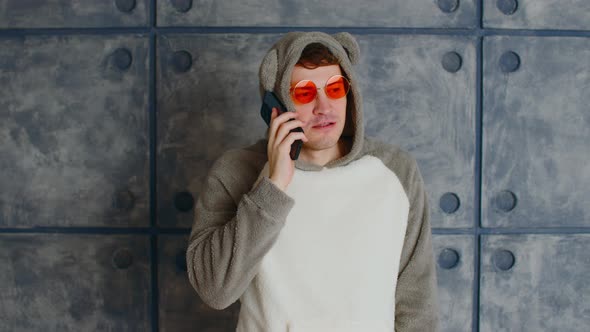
[186,31,439,332]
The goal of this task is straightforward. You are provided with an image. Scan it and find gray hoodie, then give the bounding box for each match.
[186,31,439,332]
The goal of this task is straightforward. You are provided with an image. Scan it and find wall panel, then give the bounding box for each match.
[358,35,477,229]
[482,36,590,228]
[0,0,149,28]
[433,235,474,332]
[480,234,590,331]
[157,0,477,28]
[0,234,151,331]
[483,0,590,30]
[0,35,150,228]
[156,33,279,228]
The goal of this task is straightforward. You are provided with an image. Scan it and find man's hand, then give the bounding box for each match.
[267,108,308,191]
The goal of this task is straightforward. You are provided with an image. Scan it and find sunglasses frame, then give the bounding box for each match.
[289,74,351,105]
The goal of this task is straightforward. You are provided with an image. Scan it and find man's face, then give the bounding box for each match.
[290,64,348,155]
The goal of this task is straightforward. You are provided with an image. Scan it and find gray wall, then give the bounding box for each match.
[1,1,589,331]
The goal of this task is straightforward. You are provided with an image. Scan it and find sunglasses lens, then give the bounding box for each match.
[325,75,350,99]
[292,80,317,104]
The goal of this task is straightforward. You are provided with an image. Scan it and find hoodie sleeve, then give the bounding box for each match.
[186,152,295,309]
[394,157,440,332]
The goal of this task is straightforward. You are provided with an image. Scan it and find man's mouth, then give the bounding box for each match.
[313,122,335,128]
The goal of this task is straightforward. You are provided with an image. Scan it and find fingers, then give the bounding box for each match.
[275,119,305,144]
[268,108,305,148]
[267,108,279,150]
[269,108,297,134]
[278,132,308,152]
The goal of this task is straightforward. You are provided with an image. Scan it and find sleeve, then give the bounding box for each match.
[185,158,295,310]
[394,158,440,331]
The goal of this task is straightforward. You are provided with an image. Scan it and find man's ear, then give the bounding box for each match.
[259,48,278,91]
[332,32,360,65]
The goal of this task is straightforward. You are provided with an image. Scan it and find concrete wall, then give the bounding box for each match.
[1,1,588,331]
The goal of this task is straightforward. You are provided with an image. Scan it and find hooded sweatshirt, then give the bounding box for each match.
[186,31,439,332]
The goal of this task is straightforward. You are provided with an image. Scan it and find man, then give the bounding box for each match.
[186,31,439,331]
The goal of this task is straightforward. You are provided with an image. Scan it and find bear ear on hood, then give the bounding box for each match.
[332,32,360,65]
[259,48,278,92]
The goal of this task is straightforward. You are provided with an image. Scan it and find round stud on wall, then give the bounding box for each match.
[499,51,521,73]
[174,191,195,212]
[493,190,518,212]
[493,249,515,271]
[496,0,518,15]
[112,248,134,269]
[437,0,460,13]
[171,0,193,13]
[171,50,193,73]
[114,189,135,211]
[115,0,136,13]
[442,52,463,73]
[438,248,460,269]
[440,192,461,214]
[176,250,187,272]
[112,48,133,71]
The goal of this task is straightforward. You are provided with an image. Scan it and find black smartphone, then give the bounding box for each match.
[260,91,303,160]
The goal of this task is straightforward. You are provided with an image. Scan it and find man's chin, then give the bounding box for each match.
[302,137,339,151]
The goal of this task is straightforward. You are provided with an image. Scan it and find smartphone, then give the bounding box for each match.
[260,91,303,160]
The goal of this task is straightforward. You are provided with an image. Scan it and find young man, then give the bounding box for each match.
[187,31,439,331]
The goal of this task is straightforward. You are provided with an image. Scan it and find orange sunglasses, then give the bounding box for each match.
[290,75,351,105]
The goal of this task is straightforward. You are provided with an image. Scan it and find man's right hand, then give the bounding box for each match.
[267,107,308,192]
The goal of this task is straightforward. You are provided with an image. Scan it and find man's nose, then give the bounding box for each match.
[313,89,332,114]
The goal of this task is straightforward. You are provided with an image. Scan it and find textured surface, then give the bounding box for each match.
[358,35,476,228]
[433,235,474,332]
[480,234,590,331]
[0,0,149,28]
[482,36,590,228]
[484,0,590,30]
[156,34,279,227]
[157,0,477,28]
[0,1,588,331]
[0,234,151,331]
[0,35,150,228]
[158,235,240,332]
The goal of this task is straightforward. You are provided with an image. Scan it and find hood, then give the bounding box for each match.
[258,31,364,171]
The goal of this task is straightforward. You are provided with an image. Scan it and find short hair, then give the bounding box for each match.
[297,43,340,69]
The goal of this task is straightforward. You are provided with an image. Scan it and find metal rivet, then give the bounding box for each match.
[437,0,460,13]
[496,0,518,15]
[440,192,461,214]
[114,189,135,211]
[171,50,193,73]
[438,248,460,269]
[493,249,515,271]
[171,0,193,13]
[494,190,517,212]
[174,191,195,212]
[112,48,132,71]
[442,51,462,73]
[175,250,187,272]
[113,248,134,269]
[115,0,136,13]
[499,51,520,73]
